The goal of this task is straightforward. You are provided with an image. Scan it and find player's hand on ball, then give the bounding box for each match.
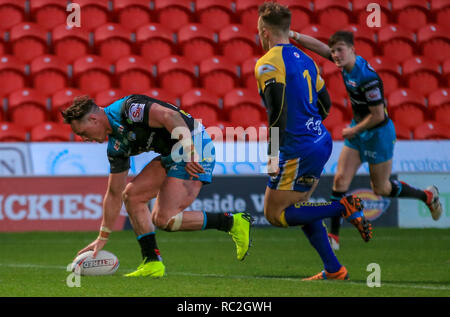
[77,238,108,258]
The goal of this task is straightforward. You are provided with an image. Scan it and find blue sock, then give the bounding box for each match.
[302,220,341,273]
[284,201,344,226]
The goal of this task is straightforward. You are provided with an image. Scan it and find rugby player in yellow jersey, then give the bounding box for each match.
[254,2,372,280]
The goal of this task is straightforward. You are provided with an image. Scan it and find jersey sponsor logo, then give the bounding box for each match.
[305,117,322,135]
[293,52,300,58]
[347,80,357,87]
[129,103,145,122]
[257,64,276,76]
[365,87,382,102]
[114,140,121,151]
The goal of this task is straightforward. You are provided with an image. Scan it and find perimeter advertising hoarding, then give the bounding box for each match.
[0,177,127,232]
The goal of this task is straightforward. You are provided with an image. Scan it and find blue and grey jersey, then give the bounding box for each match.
[104,94,200,173]
[342,55,388,125]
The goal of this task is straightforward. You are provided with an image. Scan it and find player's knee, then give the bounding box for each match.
[153,212,183,232]
[122,183,136,206]
[264,209,286,228]
[372,183,390,196]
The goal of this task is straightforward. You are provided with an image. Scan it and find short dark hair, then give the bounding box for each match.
[258,2,291,33]
[329,31,354,48]
[61,96,98,124]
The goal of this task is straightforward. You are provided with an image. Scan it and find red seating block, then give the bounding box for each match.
[113,0,152,31]
[52,24,90,63]
[388,89,427,130]
[178,24,216,64]
[157,55,196,96]
[76,0,109,31]
[31,0,67,30]
[195,0,233,32]
[181,88,220,127]
[428,88,450,127]
[223,88,265,127]
[145,88,178,105]
[0,122,27,142]
[115,55,153,94]
[0,0,25,30]
[393,122,412,140]
[235,0,263,32]
[31,122,72,142]
[378,24,416,63]
[8,89,48,131]
[10,22,48,62]
[277,0,312,31]
[0,55,26,97]
[94,23,132,63]
[402,56,441,97]
[136,23,174,63]
[417,25,450,63]
[219,24,258,64]
[315,0,351,31]
[392,0,429,31]
[199,56,238,97]
[95,89,127,108]
[414,121,450,139]
[73,55,112,94]
[432,0,450,30]
[154,0,191,32]
[30,54,68,96]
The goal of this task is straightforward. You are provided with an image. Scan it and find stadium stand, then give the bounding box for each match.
[0,0,448,141]
[30,122,72,142]
[414,121,450,139]
[0,122,28,142]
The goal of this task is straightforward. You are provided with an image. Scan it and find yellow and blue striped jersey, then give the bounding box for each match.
[255,43,328,159]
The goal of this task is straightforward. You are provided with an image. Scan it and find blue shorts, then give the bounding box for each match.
[161,130,215,184]
[344,119,396,164]
[268,132,332,192]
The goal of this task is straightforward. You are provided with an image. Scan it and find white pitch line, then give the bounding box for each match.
[1,263,449,292]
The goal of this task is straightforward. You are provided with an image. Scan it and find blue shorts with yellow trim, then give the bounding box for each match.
[268,132,332,192]
[344,118,396,164]
[160,130,215,184]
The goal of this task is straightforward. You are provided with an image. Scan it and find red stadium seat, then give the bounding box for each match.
[368,57,401,96]
[52,24,90,63]
[95,89,127,108]
[76,0,109,31]
[417,25,450,63]
[277,0,312,31]
[432,0,450,30]
[343,25,377,59]
[0,122,27,142]
[241,56,259,89]
[388,89,427,130]
[394,122,412,140]
[402,56,441,97]
[157,55,196,96]
[10,22,48,62]
[428,88,450,127]
[392,0,429,31]
[315,0,351,31]
[30,55,68,96]
[136,23,174,63]
[145,88,178,105]
[0,55,26,97]
[353,0,391,28]
[199,56,238,97]
[181,88,220,127]
[235,0,263,32]
[31,122,72,142]
[113,0,152,31]
[178,24,216,64]
[323,92,349,131]
[30,0,67,30]
[154,0,191,32]
[378,24,416,63]
[94,23,132,63]
[219,24,258,64]
[73,55,112,94]
[322,61,346,97]
[115,55,153,94]
[414,121,450,140]
[0,0,25,30]
[195,0,233,32]
[223,88,266,127]
[8,89,48,131]
[51,88,84,122]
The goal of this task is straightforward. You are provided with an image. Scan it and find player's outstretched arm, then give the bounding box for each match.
[77,170,128,257]
[289,30,332,61]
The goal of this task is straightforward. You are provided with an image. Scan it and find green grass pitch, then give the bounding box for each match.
[0,228,449,297]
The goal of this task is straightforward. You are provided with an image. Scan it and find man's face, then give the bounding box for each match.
[257,17,270,52]
[71,114,107,143]
[330,41,355,68]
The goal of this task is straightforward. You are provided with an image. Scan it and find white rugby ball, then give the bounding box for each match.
[72,250,119,276]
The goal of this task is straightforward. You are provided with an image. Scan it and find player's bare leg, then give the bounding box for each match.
[329,146,362,250]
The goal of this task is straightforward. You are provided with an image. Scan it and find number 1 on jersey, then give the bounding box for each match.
[303,69,313,104]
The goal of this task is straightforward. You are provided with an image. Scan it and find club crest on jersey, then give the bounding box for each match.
[293,52,300,58]
[117,125,124,134]
[114,140,121,151]
[365,87,382,101]
[129,103,145,122]
[258,64,276,75]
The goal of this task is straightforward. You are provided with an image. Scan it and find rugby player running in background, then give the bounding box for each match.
[289,30,443,250]
[255,2,372,281]
[62,94,253,277]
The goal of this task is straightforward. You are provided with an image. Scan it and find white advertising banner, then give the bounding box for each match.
[398,173,450,228]
[0,143,33,176]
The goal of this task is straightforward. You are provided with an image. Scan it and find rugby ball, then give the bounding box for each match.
[72,250,119,276]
